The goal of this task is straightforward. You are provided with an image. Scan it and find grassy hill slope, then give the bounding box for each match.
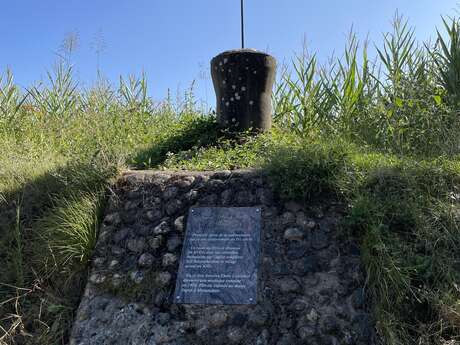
[1,13,460,345]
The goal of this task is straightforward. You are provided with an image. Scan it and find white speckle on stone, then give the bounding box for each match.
[245,66,249,70]
[223,80,226,85]
[229,69,232,72]
[224,58,228,63]
[112,274,122,288]
[241,86,246,91]
[129,271,144,285]
[225,102,230,106]
[219,61,223,66]
[221,97,225,101]
[230,97,234,101]
[235,95,241,100]
[231,118,236,122]
[235,92,239,97]
[253,70,257,74]
[89,273,106,284]
[232,85,236,90]
[109,260,119,269]
[249,100,254,105]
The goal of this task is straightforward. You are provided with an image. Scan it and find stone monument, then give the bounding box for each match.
[211,50,276,132]
[211,0,276,132]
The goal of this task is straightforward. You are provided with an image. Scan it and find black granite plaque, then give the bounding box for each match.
[174,207,261,305]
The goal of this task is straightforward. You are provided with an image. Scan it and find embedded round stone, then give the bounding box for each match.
[227,327,244,343]
[298,325,316,340]
[276,278,300,293]
[109,260,119,269]
[111,246,124,256]
[306,308,320,322]
[124,200,139,210]
[89,273,106,284]
[184,190,198,203]
[138,253,154,268]
[129,271,144,284]
[165,200,182,216]
[248,307,268,327]
[103,212,121,225]
[127,238,146,253]
[157,312,171,326]
[146,209,162,222]
[209,311,228,328]
[174,216,185,232]
[291,298,308,311]
[111,273,123,288]
[162,253,177,267]
[281,212,296,225]
[163,186,179,200]
[113,228,130,244]
[284,227,304,241]
[312,231,329,249]
[155,272,172,287]
[148,236,163,250]
[221,189,233,205]
[284,201,302,213]
[93,257,105,267]
[153,221,171,235]
[167,236,182,252]
[177,176,195,188]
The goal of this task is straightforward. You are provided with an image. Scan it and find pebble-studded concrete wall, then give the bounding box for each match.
[70,170,376,345]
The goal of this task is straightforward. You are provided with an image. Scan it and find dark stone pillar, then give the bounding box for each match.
[211,49,276,132]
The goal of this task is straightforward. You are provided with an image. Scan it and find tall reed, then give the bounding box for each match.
[273,14,460,156]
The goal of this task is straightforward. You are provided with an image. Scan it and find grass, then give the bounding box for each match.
[1,10,460,345]
[162,134,460,344]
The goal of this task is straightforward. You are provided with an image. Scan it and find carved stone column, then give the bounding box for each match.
[211,49,276,132]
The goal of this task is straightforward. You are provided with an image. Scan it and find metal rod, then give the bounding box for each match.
[241,0,245,48]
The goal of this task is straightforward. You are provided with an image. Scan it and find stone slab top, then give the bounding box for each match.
[120,169,265,184]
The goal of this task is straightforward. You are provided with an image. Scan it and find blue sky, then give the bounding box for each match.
[1,1,458,105]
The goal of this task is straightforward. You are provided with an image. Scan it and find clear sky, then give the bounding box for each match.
[1,1,458,106]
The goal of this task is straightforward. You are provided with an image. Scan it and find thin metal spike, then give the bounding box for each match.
[241,0,245,49]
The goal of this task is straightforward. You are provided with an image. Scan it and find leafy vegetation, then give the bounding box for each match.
[1,11,460,345]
